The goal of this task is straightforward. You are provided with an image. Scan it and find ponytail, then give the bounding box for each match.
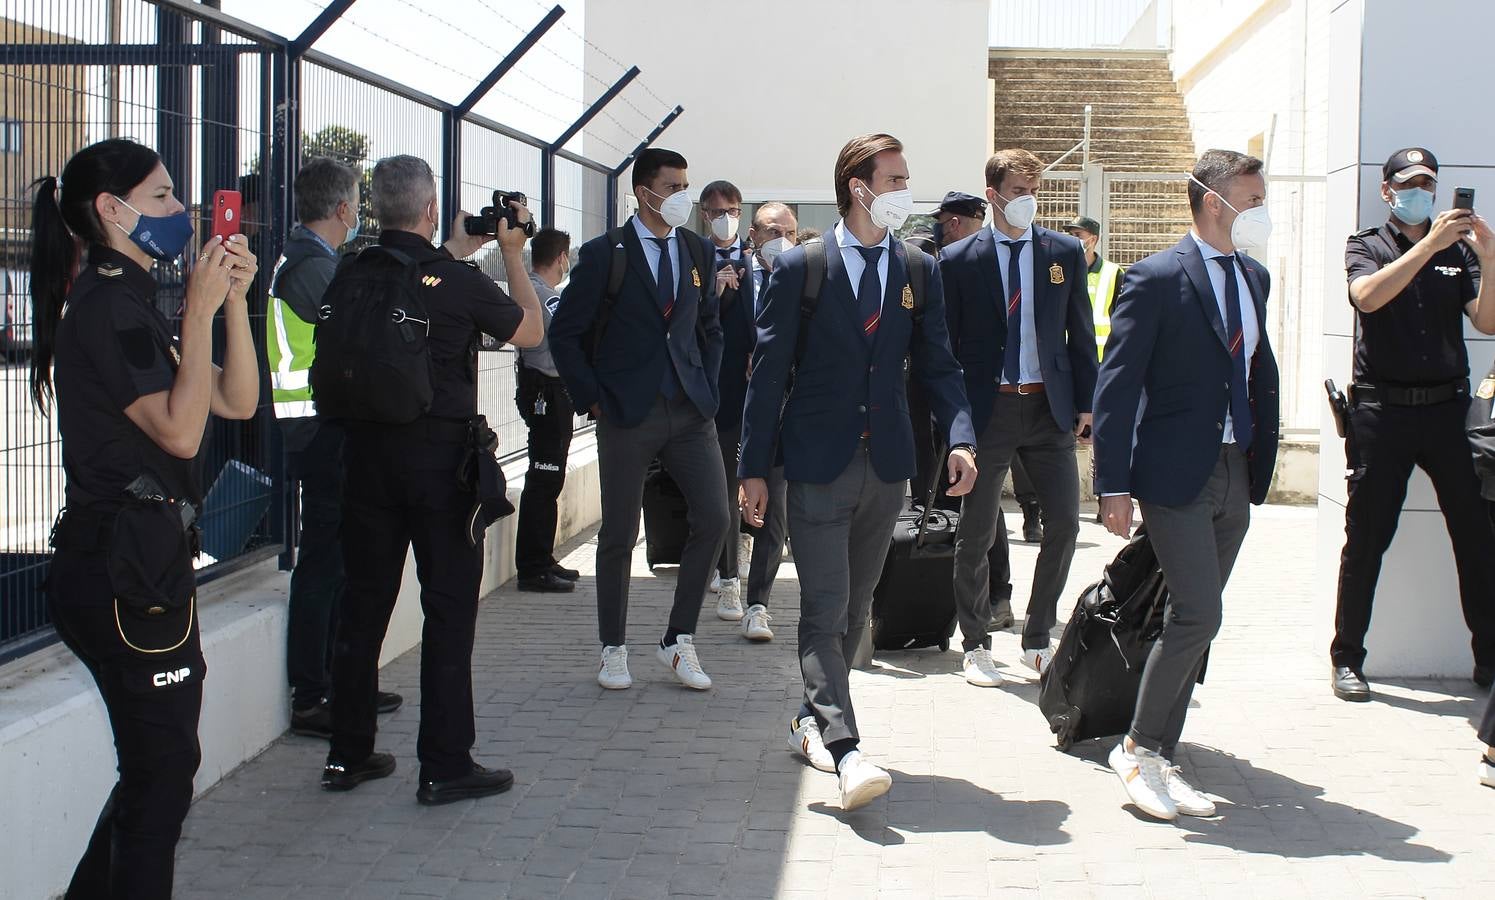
[27,175,75,413]
[26,139,163,413]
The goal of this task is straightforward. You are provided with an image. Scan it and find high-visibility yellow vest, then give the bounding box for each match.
[266,254,317,419]
[1087,258,1123,360]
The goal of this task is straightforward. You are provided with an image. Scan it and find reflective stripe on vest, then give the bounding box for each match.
[265,252,318,419]
[1087,259,1123,359]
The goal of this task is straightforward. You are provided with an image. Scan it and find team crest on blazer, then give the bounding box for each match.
[901,284,914,309]
[1049,263,1064,285]
[691,267,701,288]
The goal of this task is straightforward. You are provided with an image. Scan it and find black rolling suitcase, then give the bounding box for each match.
[870,462,959,652]
[642,460,689,569]
[1039,526,1175,751]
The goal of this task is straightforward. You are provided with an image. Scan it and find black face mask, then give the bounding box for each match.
[931,220,945,247]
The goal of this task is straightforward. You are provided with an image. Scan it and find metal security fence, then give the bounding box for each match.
[0,0,682,663]
[1100,172,1192,266]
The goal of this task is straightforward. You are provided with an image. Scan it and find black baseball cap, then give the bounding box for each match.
[1383,147,1438,184]
[1064,215,1102,235]
[933,191,987,219]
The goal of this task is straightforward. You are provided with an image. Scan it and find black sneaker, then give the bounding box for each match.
[377,691,404,715]
[517,571,576,593]
[321,752,396,791]
[550,563,581,581]
[417,763,515,806]
[290,701,333,739]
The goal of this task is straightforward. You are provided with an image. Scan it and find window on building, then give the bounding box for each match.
[0,120,21,154]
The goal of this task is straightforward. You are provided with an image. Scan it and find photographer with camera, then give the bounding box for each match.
[1330,147,1495,702]
[317,156,542,806]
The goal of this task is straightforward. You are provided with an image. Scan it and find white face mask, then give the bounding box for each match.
[1190,174,1272,249]
[856,182,914,230]
[995,192,1038,231]
[643,187,692,229]
[759,236,792,268]
[710,213,739,242]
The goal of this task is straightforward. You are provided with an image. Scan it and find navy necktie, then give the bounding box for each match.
[650,236,674,321]
[855,245,884,342]
[1213,254,1253,449]
[1001,239,1027,384]
[717,247,734,260]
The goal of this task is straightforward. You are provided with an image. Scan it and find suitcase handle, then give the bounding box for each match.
[912,441,951,549]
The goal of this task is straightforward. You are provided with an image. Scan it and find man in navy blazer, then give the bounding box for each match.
[941,148,1097,688]
[1093,149,1281,822]
[549,148,732,694]
[739,133,977,810]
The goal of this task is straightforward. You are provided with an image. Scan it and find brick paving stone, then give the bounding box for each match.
[169,507,1495,898]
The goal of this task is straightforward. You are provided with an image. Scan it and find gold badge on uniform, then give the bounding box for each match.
[420,275,443,287]
[1479,377,1495,400]
[1049,263,1064,285]
[901,284,914,309]
[691,267,701,288]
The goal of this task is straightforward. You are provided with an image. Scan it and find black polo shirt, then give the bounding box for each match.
[376,230,524,419]
[1345,221,1480,386]
[54,244,202,509]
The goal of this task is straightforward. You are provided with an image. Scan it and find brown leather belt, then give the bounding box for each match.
[998,382,1045,395]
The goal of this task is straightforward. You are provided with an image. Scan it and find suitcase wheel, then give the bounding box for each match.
[938,639,950,652]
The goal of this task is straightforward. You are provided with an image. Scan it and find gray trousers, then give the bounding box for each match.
[788,443,904,745]
[715,425,742,580]
[1130,444,1250,760]
[595,394,732,647]
[953,393,1080,651]
[746,465,788,609]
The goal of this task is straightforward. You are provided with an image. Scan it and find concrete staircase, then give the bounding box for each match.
[989,51,1196,172]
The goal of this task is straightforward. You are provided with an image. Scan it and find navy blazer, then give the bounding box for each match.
[940,224,1098,436]
[707,241,756,431]
[549,218,723,428]
[1092,235,1281,506]
[739,233,976,485]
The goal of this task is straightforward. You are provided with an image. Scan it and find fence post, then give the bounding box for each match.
[1085,164,1108,256]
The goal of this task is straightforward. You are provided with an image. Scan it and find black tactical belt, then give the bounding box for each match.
[1351,380,1467,406]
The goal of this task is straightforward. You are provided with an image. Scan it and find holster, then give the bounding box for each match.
[457,414,515,546]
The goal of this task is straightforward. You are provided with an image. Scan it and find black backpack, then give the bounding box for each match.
[793,237,928,367]
[310,246,433,423]
[590,226,709,360]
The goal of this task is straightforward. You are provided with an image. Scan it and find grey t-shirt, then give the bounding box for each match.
[518,269,561,377]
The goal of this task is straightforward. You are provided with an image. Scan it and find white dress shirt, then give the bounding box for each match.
[1189,230,1260,445]
[833,219,891,304]
[631,214,681,290]
[992,224,1042,385]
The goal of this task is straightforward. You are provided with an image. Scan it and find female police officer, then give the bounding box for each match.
[28,138,259,899]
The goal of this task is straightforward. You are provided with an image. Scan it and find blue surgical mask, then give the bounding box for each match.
[112,195,194,261]
[1389,186,1435,226]
[931,220,945,247]
[343,216,360,246]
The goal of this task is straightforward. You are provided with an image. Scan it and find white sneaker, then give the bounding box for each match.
[837,750,892,810]
[1022,645,1055,676]
[962,648,1004,687]
[716,578,744,620]
[708,574,723,593]
[657,634,712,690]
[1164,764,1217,817]
[1480,755,1495,788]
[787,715,835,773]
[597,645,632,690]
[1108,742,1177,821]
[742,604,774,641]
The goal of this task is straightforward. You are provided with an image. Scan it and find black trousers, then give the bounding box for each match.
[330,422,483,783]
[1480,686,1495,746]
[48,548,204,900]
[1333,395,1495,670]
[716,423,742,580]
[282,418,346,708]
[515,366,574,578]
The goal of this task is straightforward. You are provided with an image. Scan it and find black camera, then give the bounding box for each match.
[464,189,535,237]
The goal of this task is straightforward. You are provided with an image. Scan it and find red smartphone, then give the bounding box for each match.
[211,189,242,241]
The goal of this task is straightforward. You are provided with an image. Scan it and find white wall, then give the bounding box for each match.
[1317,0,1495,676]
[580,0,992,209]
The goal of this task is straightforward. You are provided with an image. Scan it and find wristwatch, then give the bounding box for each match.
[950,442,977,462]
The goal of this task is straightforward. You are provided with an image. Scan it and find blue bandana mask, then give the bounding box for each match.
[112,195,195,261]
[1389,187,1435,226]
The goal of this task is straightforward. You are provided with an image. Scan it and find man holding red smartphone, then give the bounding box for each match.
[1331,147,1495,701]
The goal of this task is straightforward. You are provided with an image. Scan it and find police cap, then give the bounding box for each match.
[1383,147,1438,184]
[1064,215,1102,236]
[933,191,987,219]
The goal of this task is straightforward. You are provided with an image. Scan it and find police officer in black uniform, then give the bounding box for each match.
[1332,147,1495,701]
[29,138,260,899]
[319,155,543,804]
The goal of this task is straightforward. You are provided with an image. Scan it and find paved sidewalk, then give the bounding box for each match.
[174,504,1492,899]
